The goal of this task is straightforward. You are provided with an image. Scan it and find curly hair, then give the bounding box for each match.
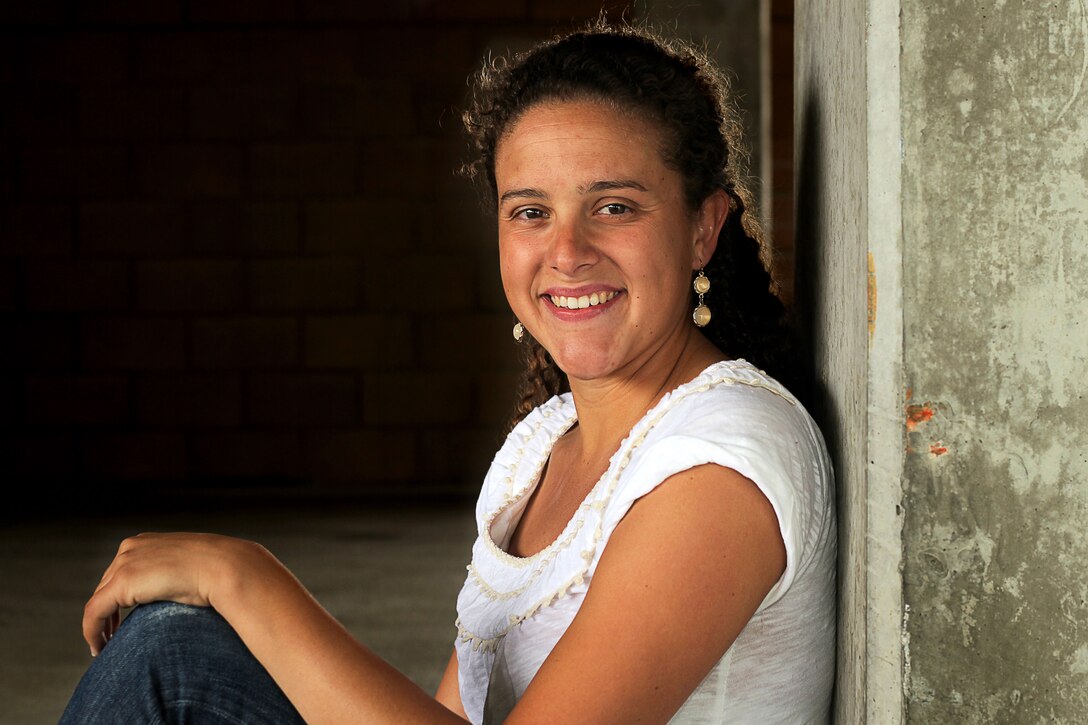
[462,21,796,429]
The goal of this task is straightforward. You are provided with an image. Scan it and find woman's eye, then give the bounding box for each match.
[513,207,547,220]
[598,202,631,216]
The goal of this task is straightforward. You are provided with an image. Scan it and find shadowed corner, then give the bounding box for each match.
[793,80,852,717]
[794,82,834,454]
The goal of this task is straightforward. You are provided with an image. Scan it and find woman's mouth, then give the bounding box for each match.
[547,290,619,310]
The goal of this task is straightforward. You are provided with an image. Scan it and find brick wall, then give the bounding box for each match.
[2,1,632,504]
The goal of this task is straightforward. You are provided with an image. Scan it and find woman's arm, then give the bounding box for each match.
[83,533,468,724]
[83,461,781,724]
[507,463,785,724]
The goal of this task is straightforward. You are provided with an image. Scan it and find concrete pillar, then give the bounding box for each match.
[798,0,1088,721]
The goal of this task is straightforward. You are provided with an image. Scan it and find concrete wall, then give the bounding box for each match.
[900,1,1088,721]
[798,0,1088,721]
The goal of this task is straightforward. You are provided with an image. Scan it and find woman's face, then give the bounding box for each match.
[494,99,724,383]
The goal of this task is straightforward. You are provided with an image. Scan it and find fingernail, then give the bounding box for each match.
[90,646,97,657]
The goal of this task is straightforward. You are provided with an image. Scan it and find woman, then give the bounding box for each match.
[63,23,835,724]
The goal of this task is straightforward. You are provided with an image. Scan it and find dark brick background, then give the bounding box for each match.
[1,1,791,510]
[0,1,637,508]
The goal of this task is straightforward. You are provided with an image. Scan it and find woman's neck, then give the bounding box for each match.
[565,330,725,459]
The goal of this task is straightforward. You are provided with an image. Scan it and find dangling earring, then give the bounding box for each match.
[513,321,525,342]
[692,270,711,327]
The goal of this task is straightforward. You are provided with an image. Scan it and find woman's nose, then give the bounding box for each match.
[545,219,598,275]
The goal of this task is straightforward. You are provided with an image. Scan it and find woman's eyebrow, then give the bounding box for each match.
[498,187,547,204]
[498,179,648,205]
[579,179,649,194]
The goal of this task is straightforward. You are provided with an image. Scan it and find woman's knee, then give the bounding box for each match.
[122,600,223,635]
[99,602,233,677]
[61,603,228,722]
[120,601,232,649]
[105,601,263,693]
[63,602,303,724]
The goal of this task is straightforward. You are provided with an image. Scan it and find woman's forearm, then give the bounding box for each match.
[208,541,468,725]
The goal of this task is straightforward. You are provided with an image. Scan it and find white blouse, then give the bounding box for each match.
[454,360,836,724]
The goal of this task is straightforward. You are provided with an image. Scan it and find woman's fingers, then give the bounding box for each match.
[82,606,109,656]
[83,578,126,656]
[83,544,144,655]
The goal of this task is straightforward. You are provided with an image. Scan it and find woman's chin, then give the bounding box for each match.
[548,347,623,384]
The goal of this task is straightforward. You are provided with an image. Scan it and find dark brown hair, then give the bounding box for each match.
[462,22,794,429]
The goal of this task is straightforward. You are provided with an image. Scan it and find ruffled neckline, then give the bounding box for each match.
[456,358,795,653]
[482,358,769,564]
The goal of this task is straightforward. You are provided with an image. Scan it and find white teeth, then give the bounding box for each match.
[548,290,617,309]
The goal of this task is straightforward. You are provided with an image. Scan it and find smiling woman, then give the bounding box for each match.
[447,24,835,723]
[61,21,835,725]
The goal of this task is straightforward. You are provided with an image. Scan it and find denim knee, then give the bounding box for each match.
[122,600,232,649]
[125,600,226,640]
[61,601,304,724]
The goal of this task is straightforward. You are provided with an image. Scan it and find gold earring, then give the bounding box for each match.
[513,321,525,342]
[692,270,711,327]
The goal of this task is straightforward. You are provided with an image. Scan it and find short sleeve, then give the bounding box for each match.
[594,382,827,611]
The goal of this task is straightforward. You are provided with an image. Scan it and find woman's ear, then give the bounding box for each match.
[692,188,730,269]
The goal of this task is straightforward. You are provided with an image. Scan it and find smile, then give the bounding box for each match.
[547,290,619,309]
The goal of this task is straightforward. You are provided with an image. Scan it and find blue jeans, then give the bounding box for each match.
[61,601,305,724]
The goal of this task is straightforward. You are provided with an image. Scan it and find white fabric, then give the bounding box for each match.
[454,360,836,724]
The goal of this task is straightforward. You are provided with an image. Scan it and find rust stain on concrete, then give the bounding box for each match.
[929,442,948,456]
[906,403,936,431]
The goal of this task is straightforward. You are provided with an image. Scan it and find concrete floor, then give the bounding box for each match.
[0,502,476,724]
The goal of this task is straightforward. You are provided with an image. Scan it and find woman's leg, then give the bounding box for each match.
[61,601,305,725]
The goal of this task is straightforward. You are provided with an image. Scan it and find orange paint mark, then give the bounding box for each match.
[930,443,948,456]
[906,403,935,431]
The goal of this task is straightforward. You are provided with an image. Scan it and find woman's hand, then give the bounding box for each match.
[82,532,263,656]
[80,533,467,723]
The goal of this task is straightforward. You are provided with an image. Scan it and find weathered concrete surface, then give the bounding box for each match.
[900,1,1088,721]
[865,0,908,721]
[794,0,870,721]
